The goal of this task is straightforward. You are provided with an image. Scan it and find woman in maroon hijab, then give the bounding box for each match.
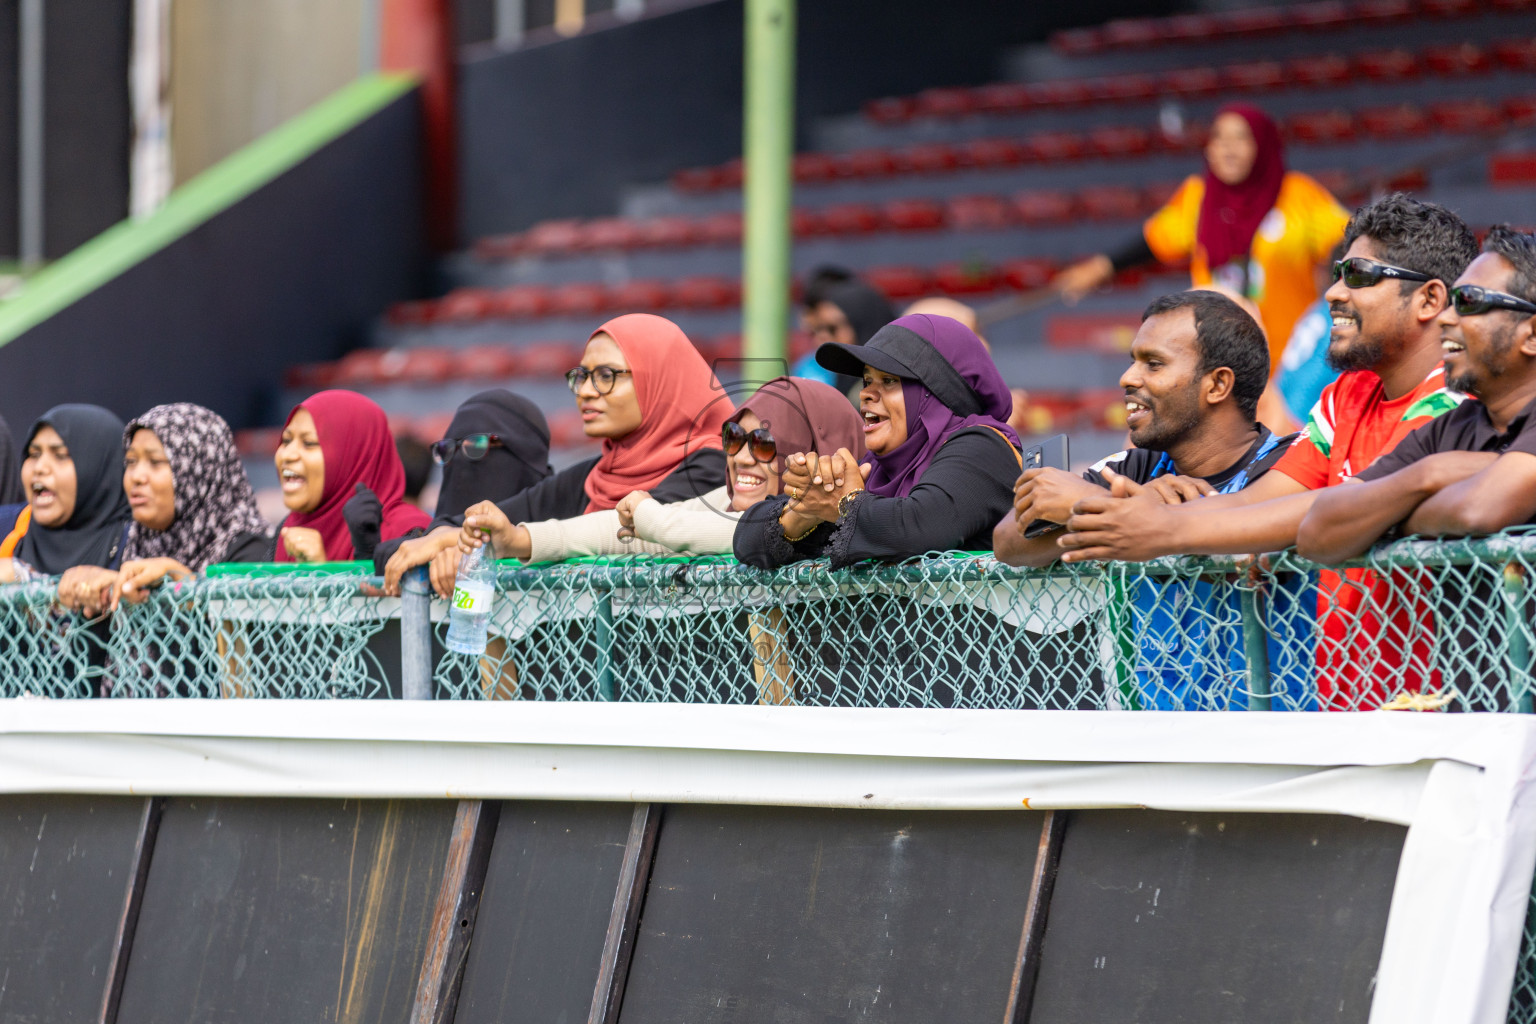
[1053,104,1348,372]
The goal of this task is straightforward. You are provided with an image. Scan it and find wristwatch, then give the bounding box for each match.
[837,489,865,520]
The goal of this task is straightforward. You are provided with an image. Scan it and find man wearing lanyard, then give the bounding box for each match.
[995,290,1298,710]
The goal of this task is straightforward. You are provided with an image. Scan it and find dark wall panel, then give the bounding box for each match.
[44,0,132,258]
[0,0,17,259]
[458,0,1180,237]
[115,796,455,1024]
[454,801,635,1024]
[618,805,1046,1024]
[0,794,147,1022]
[0,89,427,435]
[1029,809,1406,1024]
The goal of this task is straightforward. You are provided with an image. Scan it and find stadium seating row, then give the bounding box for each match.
[661,95,1533,195]
[1049,0,1529,57]
[854,38,1536,127]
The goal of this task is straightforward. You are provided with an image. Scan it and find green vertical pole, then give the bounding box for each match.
[742,0,794,367]
[1240,584,1273,711]
[595,590,616,701]
[1503,562,1533,713]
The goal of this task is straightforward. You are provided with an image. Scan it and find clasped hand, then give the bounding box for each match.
[780,449,869,524]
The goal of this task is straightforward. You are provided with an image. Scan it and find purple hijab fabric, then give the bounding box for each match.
[864,314,1020,498]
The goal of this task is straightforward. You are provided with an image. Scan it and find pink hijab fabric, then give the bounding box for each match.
[582,314,732,512]
[276,390,430,562]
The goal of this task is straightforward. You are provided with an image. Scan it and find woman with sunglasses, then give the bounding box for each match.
[386,314,730,594]
[735,314,1022,570]
[456,377,864,561]
[1055,105,1347,393]
[374,390,552,587]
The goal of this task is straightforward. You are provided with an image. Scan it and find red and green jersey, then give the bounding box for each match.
[1273,365,1470,709]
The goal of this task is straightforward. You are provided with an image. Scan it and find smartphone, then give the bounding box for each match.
[1020,434,1071,539]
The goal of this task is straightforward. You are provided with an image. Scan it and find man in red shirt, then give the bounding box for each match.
[1055,194,1479,708]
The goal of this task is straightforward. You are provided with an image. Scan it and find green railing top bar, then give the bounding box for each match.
[0,73,417,349]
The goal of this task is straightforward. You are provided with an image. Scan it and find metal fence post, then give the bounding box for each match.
[1240,579,1273,712]
[401,566,434,700]
[594,591,616,701]
[1504,562,1533,714]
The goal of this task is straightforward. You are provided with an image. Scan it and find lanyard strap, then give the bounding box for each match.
[1147,431,1280,495]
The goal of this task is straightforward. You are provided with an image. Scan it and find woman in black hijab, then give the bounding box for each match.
[16,405,132,582]
[377,389,552,590]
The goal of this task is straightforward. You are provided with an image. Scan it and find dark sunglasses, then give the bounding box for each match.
[565,365,634,395]
[723,421,777,464]
[431,434,503,465]
[1451,284,1536,318]
[1331,256,1435,290]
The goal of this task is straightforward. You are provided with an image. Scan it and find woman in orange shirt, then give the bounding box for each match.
[1056,104,1349,375]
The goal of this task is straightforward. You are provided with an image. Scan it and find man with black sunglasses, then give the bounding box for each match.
[1299,226,1536,561]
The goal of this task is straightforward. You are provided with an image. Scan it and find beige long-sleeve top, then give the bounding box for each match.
[522,485,739,562]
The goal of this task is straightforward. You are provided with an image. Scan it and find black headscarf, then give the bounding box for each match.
[433,389,553,520]
[0,415,22,506]
[17,405,132,575]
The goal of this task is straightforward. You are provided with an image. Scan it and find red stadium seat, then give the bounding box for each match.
[1491,0,1536,11]
[578,218,642,251]
[718,159,744,188]
[913,87,976,119]
[695,333,741,365]
[864,266,934,300]
[1161,13,1220,42]
[792,152,839,185]
[333,349,391,387]
[1288,54,1354,87]
[1002,258,1059,292]
[608,279,672,311]
[1025,80,1092,107]
[673,276,740,310]
[962,138,1026,169]
[519,341,582,378]
[670,167,723,193]
[699,211,744,245]
[1101,18,1165,48]
[1078,185,1146,221]
[820,203,886,235]
[489,286,554,320]
[1429,99,1503,133]
[1421,0,1479,14]
[843,148,900,178]
[1357,104,1431,139]
[1223,61,1285,91]
[1423,42,1491,75]
[235,428,283,458]
[375,347,457,385]
[1352,0,1415,23]
[883,198,947,232]
[1506,95,1536,124]
[437,288,496,322]
[522,219,585,255]
[284,362,337,391]
[1143,180,1182,210]
[1045,315,1142,354]
[472,234,524,261]
[386,300,438,327]
[1213,7,1289,35]
[947,194,1016,231]
[899,143,965,174]
[406,413,455,445]
[1285,109,1356,144]
[1493,39,1536,71]
[1014,190,1077,225]
[1050,27,1104,57]
[790,207,828,238]
[1023,132,1086,163]
[1162,67,1223,97]
[1490,152,1536,186]
[547,410,588,449]
[933,262,1001,295]
[862,96,917,124]
[455,345,520,380]
[549,282,610,317]
[635,216,701,248]
[971,83,1033,116]
[1309,169,1361,203]
[1087,126,1152,159]
[1091,74,1160,103]
[1291,1,1353,31]
[1354,49,1420,81]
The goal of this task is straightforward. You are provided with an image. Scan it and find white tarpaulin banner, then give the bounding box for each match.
[0,700,1529,1024]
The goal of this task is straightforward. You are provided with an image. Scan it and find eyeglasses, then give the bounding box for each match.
[723,421,777,464]
[565,366,633,395]
[1451,284,1536,318]
[1331,256,1435,290]
[431,434,503,465]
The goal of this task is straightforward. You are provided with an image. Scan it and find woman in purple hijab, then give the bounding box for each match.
[734,313,1022,569]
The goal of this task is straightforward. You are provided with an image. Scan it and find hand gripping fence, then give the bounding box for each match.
[8,531,1536,1019]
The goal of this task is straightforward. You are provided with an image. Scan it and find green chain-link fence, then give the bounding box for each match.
[5,535,1536,1020]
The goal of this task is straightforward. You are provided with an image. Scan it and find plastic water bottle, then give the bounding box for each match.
[445,541,495,655]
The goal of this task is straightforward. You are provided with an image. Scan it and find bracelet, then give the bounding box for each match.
[837,489,865,520]
[782,517,819,543]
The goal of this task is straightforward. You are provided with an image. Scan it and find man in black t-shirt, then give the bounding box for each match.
[1299,226,1536,564]
[996,290,1295,568]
